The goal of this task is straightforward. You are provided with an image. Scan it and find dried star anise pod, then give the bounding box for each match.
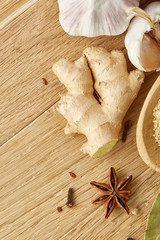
[90,167,132,219]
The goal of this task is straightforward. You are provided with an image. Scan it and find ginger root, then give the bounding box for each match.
[53,47,144,158]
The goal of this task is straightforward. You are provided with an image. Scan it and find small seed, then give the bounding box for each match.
[127,238,134,240]
[57,207,63,212]
[42,78,48,85]
[66,188,74,208]
[69,172,76,178]
[131,208,139,215]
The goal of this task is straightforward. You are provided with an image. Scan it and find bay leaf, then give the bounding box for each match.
[145,193,160,240]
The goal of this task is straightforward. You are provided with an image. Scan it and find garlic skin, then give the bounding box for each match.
[125,2,160,72]
[57,0,140,37]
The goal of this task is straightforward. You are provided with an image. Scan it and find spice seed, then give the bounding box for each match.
[57,207,63,212]
[69,172,76,178]
[42,78,48,85]
[127,238,134,240]
[131,207,139,215]
[145,202,149,206]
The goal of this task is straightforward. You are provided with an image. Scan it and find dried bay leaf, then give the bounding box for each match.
[145,193,160,240]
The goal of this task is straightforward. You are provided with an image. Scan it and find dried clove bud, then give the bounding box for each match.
[122,120,133,142]
[66,188,74,208]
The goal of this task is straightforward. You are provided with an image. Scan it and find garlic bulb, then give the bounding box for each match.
[57,0,140,37]
[125,2,160,72]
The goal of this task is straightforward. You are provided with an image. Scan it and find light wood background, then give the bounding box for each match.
[0,0,159,239]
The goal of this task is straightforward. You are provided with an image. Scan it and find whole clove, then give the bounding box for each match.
[122,120,133,142]
[66,188,74,208]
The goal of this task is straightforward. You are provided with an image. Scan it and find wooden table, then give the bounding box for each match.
[0,0,159,239]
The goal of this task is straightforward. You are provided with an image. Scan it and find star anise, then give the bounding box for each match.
[90,167,132,219]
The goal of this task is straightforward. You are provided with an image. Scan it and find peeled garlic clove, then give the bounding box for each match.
[57,0,140,37]
[125,1,160,72]
[140,33,160,71]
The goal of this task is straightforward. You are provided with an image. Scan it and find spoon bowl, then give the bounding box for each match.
[137,76,160,172]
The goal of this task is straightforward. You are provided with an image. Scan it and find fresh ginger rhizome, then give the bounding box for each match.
[53,47,144,157]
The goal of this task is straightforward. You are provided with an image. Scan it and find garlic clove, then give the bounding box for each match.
[129,7,153,26]
[57,0,140,37]
[125,1,160,72]
[139,33,160,71]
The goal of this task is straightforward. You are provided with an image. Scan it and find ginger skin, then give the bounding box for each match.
[53,47,144,157]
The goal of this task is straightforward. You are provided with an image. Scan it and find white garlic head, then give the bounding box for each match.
[125,2,160,72]
[57,0,140,37]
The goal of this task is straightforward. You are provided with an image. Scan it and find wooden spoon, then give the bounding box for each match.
[137,75,160,172]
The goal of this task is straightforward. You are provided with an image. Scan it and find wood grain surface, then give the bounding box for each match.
[0,0,160,239]
[0,0,38,30]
